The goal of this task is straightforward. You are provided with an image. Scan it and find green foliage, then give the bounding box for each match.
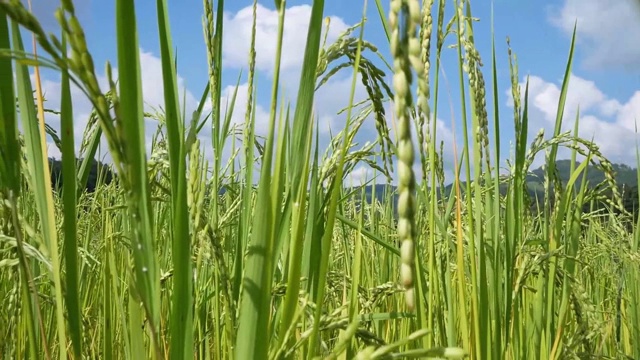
[0,0,639,359]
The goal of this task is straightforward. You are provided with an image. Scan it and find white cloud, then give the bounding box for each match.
[509,72,640,167]
[222,3,349,74]
[347,165,374,185]
[548,0,640,69]
[37,48,203,162]
[217,82,271,136]
[313,73,371,134]
[617,91,640,131]
[525,75,613,125]
[221,3,371,139]
[137,50,200,115]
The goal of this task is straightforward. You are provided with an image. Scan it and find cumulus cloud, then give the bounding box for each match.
[221,4,382,137]
[38,48,203,162]
[222,3,349,75]
[217,83,271,136]
[548,0,640,69]
[524,75,621,125]
[347,165,374,185]
[509,72,640,167]
[313,73,371,134]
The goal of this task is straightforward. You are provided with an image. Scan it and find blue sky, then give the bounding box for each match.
[30,0,640,183]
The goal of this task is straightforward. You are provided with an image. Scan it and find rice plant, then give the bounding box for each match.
[0,0,639,359]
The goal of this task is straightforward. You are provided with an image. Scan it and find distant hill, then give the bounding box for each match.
[525,159,637,192]
[45,157,640,215]
[356,159,640,214]
[49,157,115,193]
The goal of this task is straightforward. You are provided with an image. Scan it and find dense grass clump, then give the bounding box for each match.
[0,0,639,359]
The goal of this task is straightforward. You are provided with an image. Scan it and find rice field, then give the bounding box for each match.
[0,0,639,359]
